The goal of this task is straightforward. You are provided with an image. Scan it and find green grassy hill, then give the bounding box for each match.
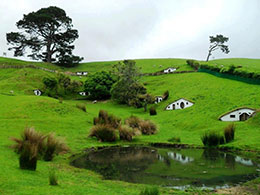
[0,57,260,194]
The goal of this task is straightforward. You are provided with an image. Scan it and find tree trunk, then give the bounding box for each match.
[46,40,52,63]
[206,51,211,62]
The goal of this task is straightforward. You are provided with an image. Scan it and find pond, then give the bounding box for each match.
[70,146,260,189]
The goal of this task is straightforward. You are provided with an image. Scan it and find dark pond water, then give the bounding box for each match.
[71,146,260,189]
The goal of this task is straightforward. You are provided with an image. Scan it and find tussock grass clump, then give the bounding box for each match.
[168,137,181,143]
[10,127,46,170]
[149,107,157,116]
[76,103,86,112]
[162,90,169,100]
[43,133,69,161]
[119,125,135,141]
[201,131,224,147]
[49,169,58,186]
[224,123,235,143]
[139,120,157,135]
[94,110,121,128]
[89,124,117,142]
[140,187,159,195]
[125,116,142,129]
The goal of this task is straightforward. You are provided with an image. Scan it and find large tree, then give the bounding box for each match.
[206,34,229,61]
[6,6,83,66]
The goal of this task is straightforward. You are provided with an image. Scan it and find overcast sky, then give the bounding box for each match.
[1,0,260,62]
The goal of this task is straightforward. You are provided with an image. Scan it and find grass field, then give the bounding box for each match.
[0,57,260,194]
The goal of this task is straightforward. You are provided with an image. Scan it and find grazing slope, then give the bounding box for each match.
[0,57,260,194]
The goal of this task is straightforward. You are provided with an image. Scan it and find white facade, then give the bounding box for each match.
[166,98,194,110]
[76,72,88,76]
[163,68,176,73]
[219,108,255,121]
[155,96,163,104]
[79,92,87,96]
[33,89,41,96]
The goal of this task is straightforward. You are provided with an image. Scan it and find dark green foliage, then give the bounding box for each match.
[139,120,157,135]
[89,124,117,142]
[186,60,200,70]
[43,77,58,89]
[76,103,86,112]
[6,6,83,65]
[201,131,224,147]
[206,34,229,61]
[149,107,157,116]
[168,137,181,143]
[49,170,58,186]
[111,60,147,105]
[140,187,159,195]
[119,125,134,141]
[84,71,116,100]
[224,123,235,143]
[43,133,69,161]
[94,110,121,129]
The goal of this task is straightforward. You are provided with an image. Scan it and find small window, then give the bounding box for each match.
[248,112,251,115]
[168,106,170,109]
[230,115,236,118]
[177,103,179,105]
[186,102,188,105]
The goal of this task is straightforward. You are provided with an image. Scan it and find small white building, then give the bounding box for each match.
[163,67,176,73]
[76,71,88,76]
[79,92,88,96]
[33,89,41,96]
[166,98,194,110]
[155,96,163,104]
[219,107,256,121]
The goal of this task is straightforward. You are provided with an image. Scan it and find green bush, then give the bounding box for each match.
[140,187,159,195]
[186,60,200,70]
[89,124,117,142]
[43,133,69,161]
[168,137,181,143]
[119,125,134,141]
[149,107,157,116]
[139,120,157,135]
[76,103,86,112]
[224,123,235,143]
[201,131,224,147]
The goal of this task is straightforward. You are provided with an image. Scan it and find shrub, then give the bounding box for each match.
[58,97,63,104]
[89,124,117,142]
[168,137,181,143]
[76,103,86,112]
[94,110,121,128]
[125,116,142,129]
[139,120,157,135]
[186,60,200,70]
[10,127,46,170]
[201,131,224,147]
[43,133,69,161]
[162,90,169,100]
[49,169,58,186]
[149,107,157,116]
[119,125,134,141]
[224,123,235,143]
[140,187,159,195]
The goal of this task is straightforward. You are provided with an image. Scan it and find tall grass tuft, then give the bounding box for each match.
[139,120,157,135]
[76,103,86,112]
[119,125,135,141]
[43,133,69,161]
[140,187,159,195]
[201,131,224,147]
[162,90,169,100]
[224,123,235,143]
[149,107,157,116]
[10,127,46,170]
[94,110,121,128]
[168,137,181,143]
[89,124,117,142]
[125,116,141,129]
[49,169,58,186]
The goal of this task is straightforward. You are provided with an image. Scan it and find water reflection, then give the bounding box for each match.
[71,146,259,188]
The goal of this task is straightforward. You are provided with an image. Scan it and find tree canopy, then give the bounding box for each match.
[6,6,83,66]
[206,34,229,61]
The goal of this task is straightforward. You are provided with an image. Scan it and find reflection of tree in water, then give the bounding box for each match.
[71,146,158,181]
